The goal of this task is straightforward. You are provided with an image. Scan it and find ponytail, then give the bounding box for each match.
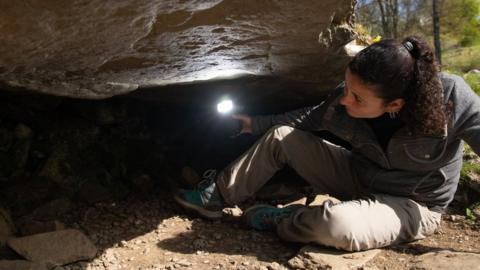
[402,36,447,136]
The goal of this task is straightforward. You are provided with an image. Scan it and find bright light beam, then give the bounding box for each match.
[217,99,234,114]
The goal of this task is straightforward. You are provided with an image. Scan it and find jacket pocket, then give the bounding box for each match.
[403,138,447,164]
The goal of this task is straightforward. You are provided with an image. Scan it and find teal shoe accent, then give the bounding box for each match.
[244,204,303,231]
[174,169,224,219]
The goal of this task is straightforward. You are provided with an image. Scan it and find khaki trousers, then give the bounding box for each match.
[216,126,442,251]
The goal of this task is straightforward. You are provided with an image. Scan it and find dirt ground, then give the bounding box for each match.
[54,191,480,270]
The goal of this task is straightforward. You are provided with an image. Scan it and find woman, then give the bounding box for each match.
[174,36,480,251]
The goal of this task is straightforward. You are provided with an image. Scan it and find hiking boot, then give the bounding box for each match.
[174,169,224,219]
[243,204,303,231]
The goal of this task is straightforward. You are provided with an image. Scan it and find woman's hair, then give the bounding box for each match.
[348,36,447,136]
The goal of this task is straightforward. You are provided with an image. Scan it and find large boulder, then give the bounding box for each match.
[0,260,47,270]
[7,229,97,267]
[0,0,356,100]
[412,251,480,270]
[288,245,380,270]
[0,207,15,258]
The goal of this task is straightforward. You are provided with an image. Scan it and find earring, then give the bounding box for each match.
[389,111,398,119]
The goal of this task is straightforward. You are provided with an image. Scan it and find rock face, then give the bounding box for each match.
[0,260,47,270]
[0,207,15,258]
[412,251,480,270]
[288,245,380,270]
[18,220,65,237]
[0,0,356,99]
[7,229,97,267]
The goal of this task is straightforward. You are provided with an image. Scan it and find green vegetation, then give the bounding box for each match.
[459,143,480,223]
[464,72,480,95]
[460,144,480,181]
[460,159,480,183]
[466,201,480,223]
[466,207,477,222]
[458,0,480,46]
[443,45,480,95]
[443,45,480,72]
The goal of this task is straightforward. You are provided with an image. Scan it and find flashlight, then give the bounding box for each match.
[216,99,242,137]
[217,100,234,114]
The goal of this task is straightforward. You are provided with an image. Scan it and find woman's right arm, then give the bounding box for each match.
[245,84,344,135]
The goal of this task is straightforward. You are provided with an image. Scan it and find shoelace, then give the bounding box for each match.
[261,208,293,226]
[196,169,217,191]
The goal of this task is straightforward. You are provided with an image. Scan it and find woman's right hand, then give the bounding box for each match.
[232,114,253,134]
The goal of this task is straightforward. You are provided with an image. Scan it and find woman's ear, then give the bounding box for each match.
[386,98,406,113]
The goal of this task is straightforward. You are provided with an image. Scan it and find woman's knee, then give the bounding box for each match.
[321,204,366,251]
[292,202,370,251]
[266,125,295,139]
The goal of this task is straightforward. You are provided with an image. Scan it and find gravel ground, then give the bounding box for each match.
[55,192,479,270]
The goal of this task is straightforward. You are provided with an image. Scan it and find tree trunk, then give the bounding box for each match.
[433,0,442,64]
[376,0,400,38]
[377,0,390,37]
[392,0,399,38]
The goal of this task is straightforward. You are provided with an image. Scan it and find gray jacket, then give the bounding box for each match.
[251,73,480,212]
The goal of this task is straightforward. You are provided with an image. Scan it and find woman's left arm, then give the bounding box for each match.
[452,75,480,155]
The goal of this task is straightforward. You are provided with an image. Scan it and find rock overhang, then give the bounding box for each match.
[0,0,357,102]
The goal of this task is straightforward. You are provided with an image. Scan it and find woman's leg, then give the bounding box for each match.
[216,125,359,205]
[276,194,442,251]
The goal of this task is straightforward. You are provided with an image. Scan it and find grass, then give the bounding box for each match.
[460,144,480,183]
[463,72,480,94]
[443,45,480,72]
[442,45,480,94]
[460,160,480,183]
[460,144,480,223]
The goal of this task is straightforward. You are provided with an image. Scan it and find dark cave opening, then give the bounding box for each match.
[0,76,341,221]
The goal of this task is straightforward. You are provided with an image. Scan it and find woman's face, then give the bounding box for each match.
[340,68,404,118]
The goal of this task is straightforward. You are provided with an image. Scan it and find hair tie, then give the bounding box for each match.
[403,41,414,52]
